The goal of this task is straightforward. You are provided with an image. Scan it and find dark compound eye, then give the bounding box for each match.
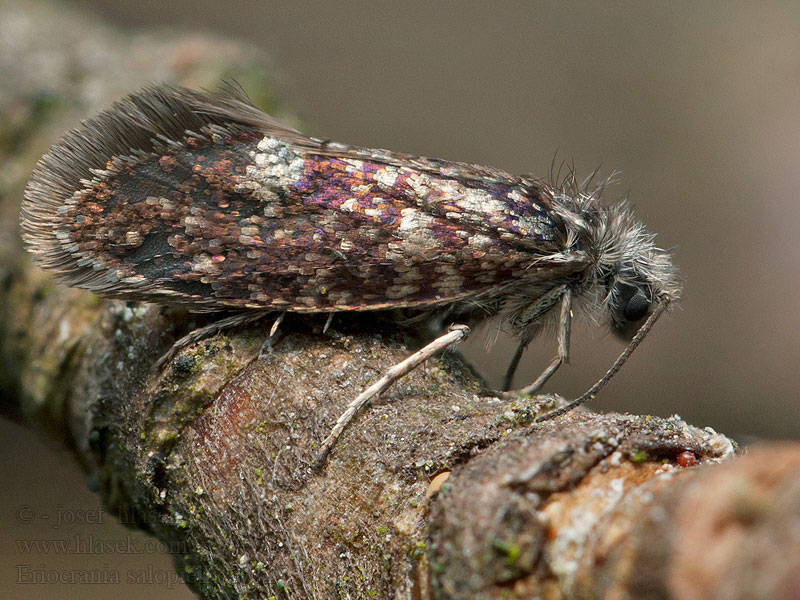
[609,279,653,339]
[623,289,650,322]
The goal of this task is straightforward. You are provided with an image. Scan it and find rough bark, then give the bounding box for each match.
[2,1,799,599]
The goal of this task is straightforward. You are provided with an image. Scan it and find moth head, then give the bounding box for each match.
[594,205,682,341]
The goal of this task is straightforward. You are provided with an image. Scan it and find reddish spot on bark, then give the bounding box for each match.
[676,450,697,468]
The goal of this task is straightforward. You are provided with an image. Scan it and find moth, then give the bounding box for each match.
[21,85,681,464]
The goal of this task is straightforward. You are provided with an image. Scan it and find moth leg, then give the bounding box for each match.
[500,287,572,399]
[314,324,470,469]
[259,313,287,359]
[322,312,335,335]
[502,341,527,391]
[269,312,285,338]
[154,309,274,371]
[536,297,670,422]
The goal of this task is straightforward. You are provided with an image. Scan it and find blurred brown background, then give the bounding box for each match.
[3,1,799,597]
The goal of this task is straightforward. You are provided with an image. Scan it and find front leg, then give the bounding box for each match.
[499,286,572,399]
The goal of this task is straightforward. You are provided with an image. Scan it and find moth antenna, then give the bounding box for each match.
[535,297,670,422]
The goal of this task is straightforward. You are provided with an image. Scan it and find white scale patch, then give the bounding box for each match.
[236,135,306,201]
[398,207,434,231]
[373,167,399,189]
[397,208,439,257]
[404,172,518,225]
[468,233,493,251]
[340,198,359,212]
